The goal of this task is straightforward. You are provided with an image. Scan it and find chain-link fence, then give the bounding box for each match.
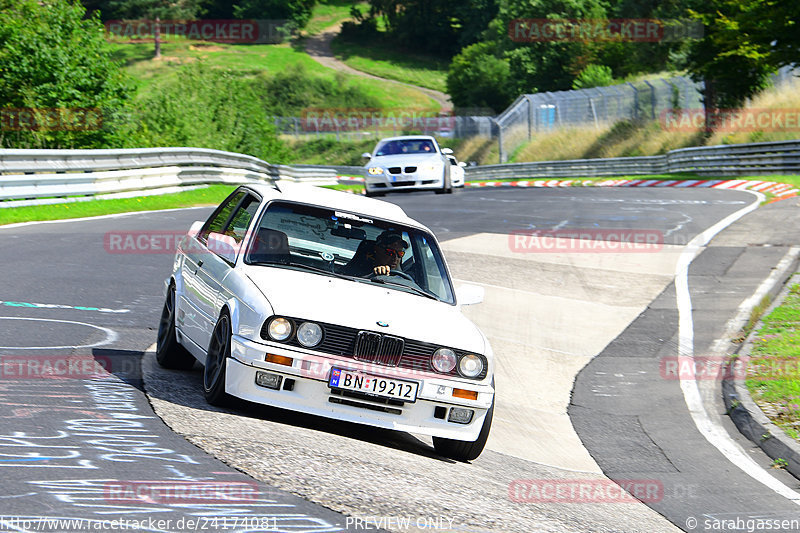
[271,115,495,142]
[494,76,705,162]
[273,67,798,163]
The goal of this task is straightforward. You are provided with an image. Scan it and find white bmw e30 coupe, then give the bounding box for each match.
[157,182,494,461]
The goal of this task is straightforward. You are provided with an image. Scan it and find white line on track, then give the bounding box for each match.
[0,317,118,350]
[676,190,800,503]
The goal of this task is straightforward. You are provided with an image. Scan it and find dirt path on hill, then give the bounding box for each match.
[304,23,452,111]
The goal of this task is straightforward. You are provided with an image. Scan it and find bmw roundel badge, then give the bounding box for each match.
[376,321,389,327]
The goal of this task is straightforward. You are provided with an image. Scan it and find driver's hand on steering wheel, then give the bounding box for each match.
[373,265,392,276]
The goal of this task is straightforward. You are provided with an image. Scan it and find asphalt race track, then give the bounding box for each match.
[1,186,800,533]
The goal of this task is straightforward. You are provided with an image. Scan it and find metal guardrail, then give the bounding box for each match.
[0,148,347,203]
[466,139,800,180]
[1,140,798,205]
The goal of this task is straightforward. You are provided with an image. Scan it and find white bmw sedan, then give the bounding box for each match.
[362,135,455,196]
[157,182,495,461]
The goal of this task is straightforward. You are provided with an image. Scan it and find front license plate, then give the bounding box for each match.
[329,368,418,402]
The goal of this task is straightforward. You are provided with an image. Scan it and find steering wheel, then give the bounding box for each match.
[367,269,415,282]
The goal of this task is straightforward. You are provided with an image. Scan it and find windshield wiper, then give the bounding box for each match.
[368,277,440,301]
[250,261,353,281]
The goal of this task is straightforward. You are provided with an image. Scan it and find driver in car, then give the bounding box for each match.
[340,230,408,277]
[372,231,408,276]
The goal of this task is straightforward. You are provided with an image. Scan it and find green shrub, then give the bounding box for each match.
[572,64,615,90]
[113,62,288,162]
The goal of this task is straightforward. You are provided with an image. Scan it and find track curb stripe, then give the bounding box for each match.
[463,178,799,201]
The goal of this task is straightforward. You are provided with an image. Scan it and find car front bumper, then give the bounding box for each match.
[227,335,494,441]
[365,170,444,193]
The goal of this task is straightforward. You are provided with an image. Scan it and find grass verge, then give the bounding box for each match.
[330,36,449,93]
[0,186,237,226]
[0,184,364,226]
[746,280,800,442]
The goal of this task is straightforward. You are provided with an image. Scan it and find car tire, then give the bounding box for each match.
[365,189,384,198]
[156,284,195,370]
[435,168,453,195]
[432,397,494,462]
[203,311,233,406]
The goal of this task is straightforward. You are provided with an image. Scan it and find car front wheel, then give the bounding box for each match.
[432,397,494,462]
[204,311,233,406]
[156,284,195,370]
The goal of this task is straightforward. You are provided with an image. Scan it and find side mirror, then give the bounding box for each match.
[456,284,484,306]
[207,232,239,264]
[458,162,467,167]
[188,220,204,238]
[441,148,453,155]
[362,152,372,159]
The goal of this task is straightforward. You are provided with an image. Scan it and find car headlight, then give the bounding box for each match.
[432,348,457,373]
[368,167,384,175]
[419,164,440,173]
[296,322,322,347]
[267,317,292,341]
[458,354,484,378]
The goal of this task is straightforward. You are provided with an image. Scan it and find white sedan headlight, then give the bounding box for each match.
[297,322,323,347]
[432,348,457,373]
[267,317,292,341]
[368,167,384,175]
[458,354,484,377]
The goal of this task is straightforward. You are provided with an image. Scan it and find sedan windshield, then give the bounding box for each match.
[375,138,436,156]
[245,201,455,304]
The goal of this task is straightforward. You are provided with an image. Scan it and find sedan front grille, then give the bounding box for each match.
[404,166,417,173]
[388,167,402,174]
[354,332,404,366]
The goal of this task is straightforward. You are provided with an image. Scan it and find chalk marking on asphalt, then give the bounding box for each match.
[676,190,800,503]
[0,300,129,314]
[0,317,118,350]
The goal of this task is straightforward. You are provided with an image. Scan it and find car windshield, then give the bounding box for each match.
[375,138,436,156]
[245,201,455,304]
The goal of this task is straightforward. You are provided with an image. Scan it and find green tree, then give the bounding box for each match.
[106,0,204,58]
[233,0,317,29]
[447,42,513,113]
[492,0,609,95]
[352,0,498,58]
[0,0,131,148]
[686,0,774,123]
